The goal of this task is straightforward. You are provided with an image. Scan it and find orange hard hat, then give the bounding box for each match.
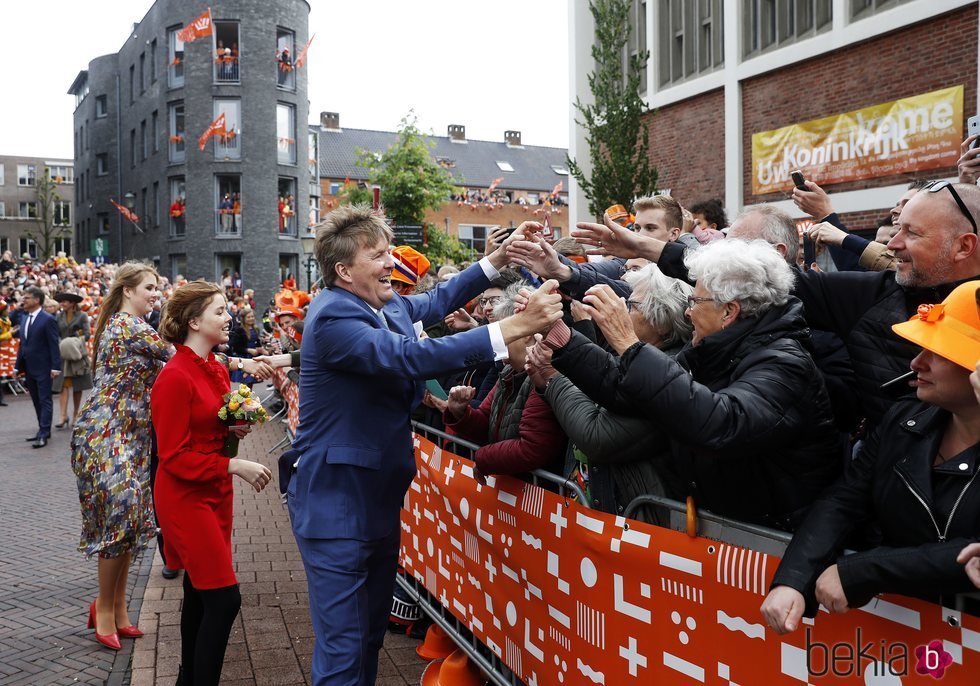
[390,245,430,286]
[420,649,485,686]
[892,280,980,370]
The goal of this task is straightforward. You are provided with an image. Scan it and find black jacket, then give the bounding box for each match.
[550,298,841,529]
[771,400,980,612]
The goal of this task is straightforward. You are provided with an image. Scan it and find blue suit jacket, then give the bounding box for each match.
[288,262,497,541]
[15,310,61,378]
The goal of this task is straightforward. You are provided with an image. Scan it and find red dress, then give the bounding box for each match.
[150,344,236,589]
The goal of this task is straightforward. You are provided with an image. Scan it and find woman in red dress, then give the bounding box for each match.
[151,281,272,686]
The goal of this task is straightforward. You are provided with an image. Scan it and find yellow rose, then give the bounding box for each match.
[229,401,240,411]
[238,384,251,396]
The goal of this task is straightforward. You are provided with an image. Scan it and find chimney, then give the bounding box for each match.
[321,111,340,131]
[448,124,466,143]
[505,130,522,147]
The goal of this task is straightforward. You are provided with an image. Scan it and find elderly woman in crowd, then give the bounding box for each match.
[53,291,92,428]
[526,264,693,521]
[443,281,568,479]
[762,281,980,633]
[532,239,841,530]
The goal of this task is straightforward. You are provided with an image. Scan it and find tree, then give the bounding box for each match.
[357,111,459,226]
[26,168,71,261]
[567,0,658,218]
[337,178,374,206]
[421,225,478,266]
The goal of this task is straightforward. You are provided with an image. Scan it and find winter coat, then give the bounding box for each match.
[446,366,567,477]
[550,298,841,530]
[771,399,980,613]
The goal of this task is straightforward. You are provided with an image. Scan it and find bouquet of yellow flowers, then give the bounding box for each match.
[217,384,270,457]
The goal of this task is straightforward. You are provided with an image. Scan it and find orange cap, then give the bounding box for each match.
[275,306,304,322]
[390,245,430,286]
[892,280,980,370]
[420,649,484,686]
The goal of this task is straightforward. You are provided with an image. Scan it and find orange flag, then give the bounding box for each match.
[488,177,504,192]
[177,8,212,43]
[551,181,563,196]
[295,33,315,69]
[198,112,227,150]
[110,199,139,224]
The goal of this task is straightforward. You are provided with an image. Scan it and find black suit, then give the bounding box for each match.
[15,309,61,439]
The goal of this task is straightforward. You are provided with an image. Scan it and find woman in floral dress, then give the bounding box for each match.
[71,262,171,650]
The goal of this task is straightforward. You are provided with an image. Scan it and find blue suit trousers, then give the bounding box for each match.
[24,373,53,439]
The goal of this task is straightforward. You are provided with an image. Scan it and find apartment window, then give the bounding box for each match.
[49,165,74,183]
[54,237,72,255]
[276,28,296,89]
[0,164,5,186]
[279,254,298,285]
[213,98,242,160]
[17,164,36,186]
[85,121,90,150]
[95,153,107,177]
[19,238,38,259]
[213,21,240,82]
[95,94,107,118]
[458,225,489,254]
[152,110,159,152]
[150,39,158,82]
[277,177,297,235]
[169,176,186,237]
[98,212,110,235]
[129,65,135,104]
[0,237,7,252]
[169,102,185,163]
[276,103,297,165]
[215,174,242,236]
[140,188,148,234]
[53,200,71,227]
[308,196,320,230]
[742,0,833,58]
[625,1,648,93]
[130,129,136,167]
[170,253,187,282]
[658,0,725,88]
[215,254,241,286]
[19,201,38,219]
[140,52,146,93]
[152,182,160,228]
[850,0,910,19]
[168,27,185,88]
[141,120,148,160]
[0,202,5,218]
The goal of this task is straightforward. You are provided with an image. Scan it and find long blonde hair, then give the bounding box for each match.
[92,262,159,366]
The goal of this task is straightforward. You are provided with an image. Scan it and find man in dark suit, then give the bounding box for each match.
[286,207,560,685]
[15,286,61,448]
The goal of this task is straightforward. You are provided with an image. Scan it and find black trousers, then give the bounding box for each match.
[177,573,241,686]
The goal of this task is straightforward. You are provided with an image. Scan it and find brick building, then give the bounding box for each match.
[68,0,311,303]
[315,112,570,256]
[569,0,979,233]
[0,156,74,260]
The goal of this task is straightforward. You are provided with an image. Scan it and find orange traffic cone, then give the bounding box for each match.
[420,648,485,686]
[416,624,457,661]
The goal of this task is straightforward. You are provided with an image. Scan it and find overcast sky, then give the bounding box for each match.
[0,0,570,159]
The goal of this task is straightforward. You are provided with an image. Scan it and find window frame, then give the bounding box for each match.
[276,103,297,165]
[168,26,185,88]
[168,101,186,163]
[213,98,242,160]
[17,164,36,187]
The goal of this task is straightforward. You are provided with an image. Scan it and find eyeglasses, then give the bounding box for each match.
[626,299,642,312]
[686,296,716,309]
[479,296,502,307]
[924,180,978,235]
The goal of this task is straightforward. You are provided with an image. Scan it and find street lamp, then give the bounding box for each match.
[123,191,136,210]
[301,235,318,291]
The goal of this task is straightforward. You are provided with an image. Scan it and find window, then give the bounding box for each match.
[169,102,185,163]
[129,64,135,104]
[276,28,296,89]
[495,161,514,172]
[279,254,298,285]
[458,225,489,254]
[169,176,186,237]
[0,202,5,217]
[19,238,38,259]
[625,1,648,93]
[19,201,38,219]
[658,0,725,88]
[215,174,242,236]
[213,98,242,160]
[95,95,107,118]
[139,52,146,93]
[0,237,6,252]
[73,77,89,108]
[17,164,36,186]
[141,120,147,160]
[130,129,136,167]
[743,0,833,58]
[551,164,570,175]
[98,212,110,235]
[53,200,71,226]
[152,110,159,152]
[140,188,148,234]
[308,196,320,230]
[277,178,298,236]
[329,181,342,195]
[85,121,90,150]
[171,253,187,282]
[168,27,185,88]
[850,0,910,19]
[215,254,241,287]
[0,163,4,185]
[152,182,160,228]
[276,103,296,165]
[213,21,240,82]
[54,237,72,255]
[150,39,158,82]
[49,165,74,183]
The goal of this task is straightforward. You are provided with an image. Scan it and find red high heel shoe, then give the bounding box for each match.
[117,625,144,638]
[87,600,121,650]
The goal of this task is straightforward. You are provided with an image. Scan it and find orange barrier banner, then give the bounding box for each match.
[401,435,980,684]
[752,86,963,195]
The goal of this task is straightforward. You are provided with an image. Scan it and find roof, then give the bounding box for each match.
[315,127,568,192]
[67,70,89,95]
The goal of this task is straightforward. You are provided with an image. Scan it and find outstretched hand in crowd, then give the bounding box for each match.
[525,335,558,392]
[582,285,639,355]
[507,234,569,281]
[445,385,476,420]
[572,212,646,258]
[500,279,563,339]
[792,180,834,220]
[445,307,478,332]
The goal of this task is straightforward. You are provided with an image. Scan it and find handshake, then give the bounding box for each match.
[497,279,564,343]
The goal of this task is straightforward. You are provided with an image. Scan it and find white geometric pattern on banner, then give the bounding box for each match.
[661,577,704,604]
[548,604,571,629]
[497,508,517,526]
[521,531,542,550]
[576,600,605,648]
[613,573,652,623]
[663,651,705,682]
[857,597,921,629]
[464,531,480,563]
[550,625,572,651]
[716,544,769,594]
[524,618,546,661]
[610,516,651,552]
[716,610,765,640]
[521,483,545,517]
[506,636,523,675]
[780,642,809,682]
[547,551,571,594]
[619,636,647,677]
[575,511,605,534]
[660,551,703,577]
[576,658,606,684]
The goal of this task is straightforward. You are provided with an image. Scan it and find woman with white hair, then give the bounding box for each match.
[533,239,841,530]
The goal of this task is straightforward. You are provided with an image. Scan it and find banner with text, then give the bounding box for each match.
[751,86,963,195]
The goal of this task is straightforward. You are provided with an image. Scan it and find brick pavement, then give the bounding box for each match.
[131,385,432,686]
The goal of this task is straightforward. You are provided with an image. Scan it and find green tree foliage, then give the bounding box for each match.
[26,168,71,261]
[422,224,478,266]
[337,179,374,206]
[567,0,658,218]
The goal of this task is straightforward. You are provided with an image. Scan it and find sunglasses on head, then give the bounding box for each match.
[923,180,978,235]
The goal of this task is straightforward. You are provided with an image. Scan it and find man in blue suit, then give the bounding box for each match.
[15,286,61,448]
[287,206,561,685]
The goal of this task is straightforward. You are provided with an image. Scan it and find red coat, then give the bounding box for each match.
[151,344,235,589]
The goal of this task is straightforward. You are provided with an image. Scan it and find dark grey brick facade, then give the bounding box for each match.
[69,0,311,306]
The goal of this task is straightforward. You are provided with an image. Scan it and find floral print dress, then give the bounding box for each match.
[71,312,174,558]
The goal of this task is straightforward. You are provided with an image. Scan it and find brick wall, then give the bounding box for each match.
[640,88,727,209]
[743,5,978,205]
